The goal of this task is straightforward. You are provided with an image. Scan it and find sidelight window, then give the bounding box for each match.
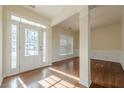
[11,24,17,69]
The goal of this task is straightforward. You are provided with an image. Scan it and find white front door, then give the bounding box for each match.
[7,17,48,76]
[19,24,44,72]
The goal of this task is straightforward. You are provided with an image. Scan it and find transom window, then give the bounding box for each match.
[11,15,47,29]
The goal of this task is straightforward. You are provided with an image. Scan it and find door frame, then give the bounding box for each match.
[4,13,50,77]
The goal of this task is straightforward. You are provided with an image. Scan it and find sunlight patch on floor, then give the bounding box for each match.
[59,80,75,88]
[17,78,27,88]
[48,67,79,81]
[38,75,79,88]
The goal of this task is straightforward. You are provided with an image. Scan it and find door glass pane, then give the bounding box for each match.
[25,29,38,56]
[11,24,17,69]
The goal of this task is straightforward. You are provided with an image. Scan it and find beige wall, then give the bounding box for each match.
[0,5,3,85]
[52,26,79,62]
[91,23,122,51]
[74,31,79,49]
[91,23,122,63]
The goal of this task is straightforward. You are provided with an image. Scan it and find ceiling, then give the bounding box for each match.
[55,6,123,31]
[24,5,124,31]
[55,13,79,31]
[91,5,123,29]
[24,5,68,19]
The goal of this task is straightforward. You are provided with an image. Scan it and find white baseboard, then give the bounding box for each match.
[79,80,92,88]
[91,50,124,71]
[91,50,122,63]
[0,77,3,87]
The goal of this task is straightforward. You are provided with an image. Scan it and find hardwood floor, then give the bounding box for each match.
[1,57,84,88]
[90,59,124,88]
[1,57,124,88]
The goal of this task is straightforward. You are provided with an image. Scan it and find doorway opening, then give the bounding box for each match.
[51,13,80,79]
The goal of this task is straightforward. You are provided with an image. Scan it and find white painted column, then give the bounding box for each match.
[0,5,3,85]
[79,6,91,87]
[121,10,124,70]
